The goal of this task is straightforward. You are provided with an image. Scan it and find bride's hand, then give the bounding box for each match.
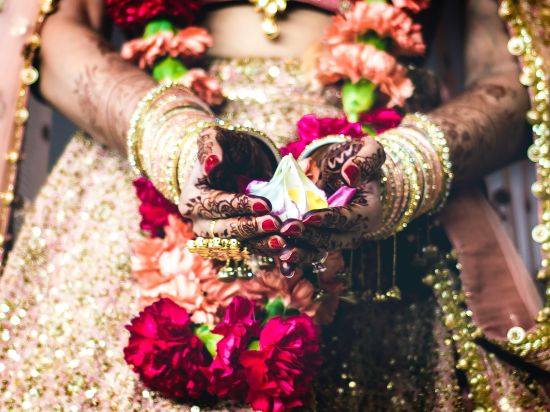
[179,126,287,255]
[278,137,385,274]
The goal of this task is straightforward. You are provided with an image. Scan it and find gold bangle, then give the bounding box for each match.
[297,135,352,161]
[127,83,177,176]
[402,113,453,213]
[127,82,213,177]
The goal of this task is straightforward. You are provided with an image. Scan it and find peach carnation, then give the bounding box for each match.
[132,215,230,324]
[316,43,414,107]
[121,26,212,69]
[121,31,174,69]
[392,0,430,13]
[132,215,338,325]
[324,2,425,56]
[169,26,213,59]
[178,68,224,106]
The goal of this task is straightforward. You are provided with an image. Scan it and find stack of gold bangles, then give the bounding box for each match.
[300,113,453,240]
[365,113,453,240]
[127,83,281,278]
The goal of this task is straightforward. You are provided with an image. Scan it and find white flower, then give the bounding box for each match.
[247,155,328,221]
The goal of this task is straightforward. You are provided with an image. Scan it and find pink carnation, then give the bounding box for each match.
[392,0,431,13]
[316,43,414,107]
[239,314,322,412]
[123,298,208,399]
[325,2,425,56]
[179,68,224,106]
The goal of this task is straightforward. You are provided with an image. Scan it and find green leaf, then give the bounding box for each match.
[264,296,286,319]
[152,57,188,82]
[144,19,177,38]
[194,324,222,358]
[247,339,260,351]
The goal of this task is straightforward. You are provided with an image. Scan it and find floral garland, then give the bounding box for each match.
[105,0,430,410]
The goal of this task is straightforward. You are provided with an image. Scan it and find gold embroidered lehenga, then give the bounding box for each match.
[0,1,550,411]
[0,55,548,411]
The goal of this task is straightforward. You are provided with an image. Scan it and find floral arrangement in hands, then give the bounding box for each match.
[105,0,430,410]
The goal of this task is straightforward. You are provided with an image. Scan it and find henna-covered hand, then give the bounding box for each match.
[317,137,385,193]
[279,137,386,274]
[179,126,283,255]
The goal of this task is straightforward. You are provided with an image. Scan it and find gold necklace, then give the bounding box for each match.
[249,0,288,40]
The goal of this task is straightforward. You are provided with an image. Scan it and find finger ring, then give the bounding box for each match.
[209,220,217,239]
[312,251,329,274]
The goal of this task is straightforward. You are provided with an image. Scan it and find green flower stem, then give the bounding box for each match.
[194,324,222,358]
[342,79,378,122]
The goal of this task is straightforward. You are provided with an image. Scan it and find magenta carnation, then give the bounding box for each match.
[133,177,181,238]
[281,109,403,159]
[239,314,322,412]
[205,297,261,400]
[124,298,209,399]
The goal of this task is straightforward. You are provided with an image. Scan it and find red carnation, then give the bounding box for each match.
[124,298,209,399]
[239,314,322,412]
[133,177,181,238]
[105,0,202,32]
[205,297,261,400]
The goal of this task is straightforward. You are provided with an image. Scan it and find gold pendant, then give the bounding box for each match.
[250,0,287,40]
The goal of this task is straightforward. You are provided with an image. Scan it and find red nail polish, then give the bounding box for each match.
[303,215,322,225]
[204,155,220,174]
[262,219,278,231]
[282,224,302,236]
[269,238,284,249]
[253,202,270,213]
[343,165,359,186]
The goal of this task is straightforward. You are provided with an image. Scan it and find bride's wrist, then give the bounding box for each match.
[365,113,453,240]
[127,82,215,202]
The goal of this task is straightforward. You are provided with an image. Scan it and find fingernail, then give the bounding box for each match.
[303,215,322,225]
[281,223,303,237]
[281,261,296,277]
[280,250,298,263]
[269,238,285,249]
[204,155,220,174]
[262,219,278,232]
[252,202,270,214]
[343,165,359,186]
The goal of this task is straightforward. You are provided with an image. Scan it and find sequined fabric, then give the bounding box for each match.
[0,58,547,411]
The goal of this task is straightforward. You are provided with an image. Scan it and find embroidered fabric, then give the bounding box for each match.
[0,57,547,411]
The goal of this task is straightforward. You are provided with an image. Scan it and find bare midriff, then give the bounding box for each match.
[201,4,332,57]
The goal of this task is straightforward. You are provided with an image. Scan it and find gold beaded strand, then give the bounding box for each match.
[0,0,59,270]
[496,0,550,359]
